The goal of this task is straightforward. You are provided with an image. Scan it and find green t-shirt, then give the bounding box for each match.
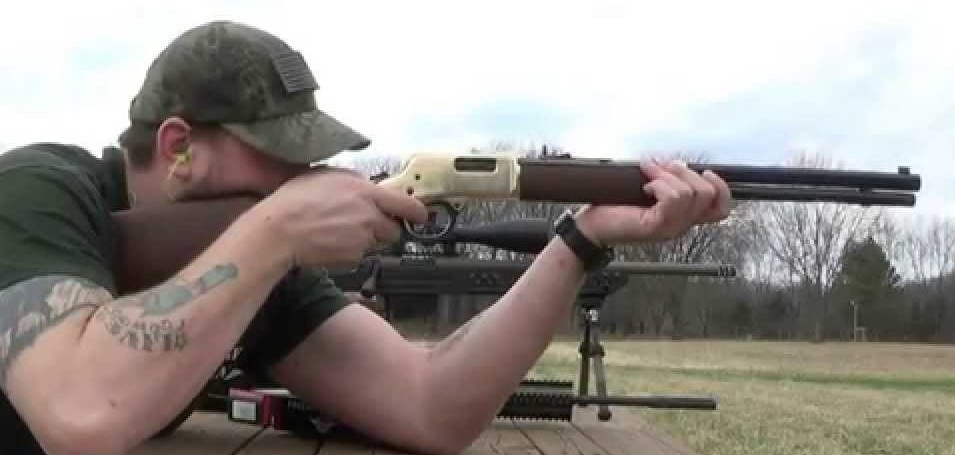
[0,143,350,454]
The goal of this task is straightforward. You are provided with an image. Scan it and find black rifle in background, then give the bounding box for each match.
[324,218,734,422]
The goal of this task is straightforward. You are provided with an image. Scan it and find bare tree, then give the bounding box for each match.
[901,215,955,282]
[752,151,879,341]
[349,153,403,179]
[898,215,955,340]
[868,211,907,276]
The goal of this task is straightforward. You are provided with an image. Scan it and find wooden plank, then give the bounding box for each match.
[313,421,542,455]
[513,418,609,455]
[313,418,601,455]
[315,421,541,455]
[305,424,460,455]
[367,439,422,455]
[570,407,698,455]
[129,411,263,455]
[236,428,320,455]
[127,408,696,455]
[315,430,377,455]
[461,420,541,455]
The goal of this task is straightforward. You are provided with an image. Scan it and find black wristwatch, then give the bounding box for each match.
[554,210,614,272]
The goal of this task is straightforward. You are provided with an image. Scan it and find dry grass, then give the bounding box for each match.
[542,339,955,379]
[528,340,955,455]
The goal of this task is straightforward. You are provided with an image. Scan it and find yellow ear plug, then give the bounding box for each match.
[175,148,192,165]
[167,148,192,180]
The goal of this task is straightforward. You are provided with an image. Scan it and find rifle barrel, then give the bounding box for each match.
[730,184,915,206]
[689,163,919,190]
[606,261,736,277]
[573,394,719,409]
[500,391,718,421]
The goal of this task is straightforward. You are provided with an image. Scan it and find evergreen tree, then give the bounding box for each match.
[836,236,902,339]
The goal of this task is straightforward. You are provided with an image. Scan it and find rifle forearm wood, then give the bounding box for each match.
[518,159,655,205]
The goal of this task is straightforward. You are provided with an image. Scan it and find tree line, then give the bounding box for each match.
[341,143,954,343]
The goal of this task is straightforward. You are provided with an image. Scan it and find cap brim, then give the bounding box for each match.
[221,109,371,165]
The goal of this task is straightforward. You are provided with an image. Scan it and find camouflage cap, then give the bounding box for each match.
[128,20,370,164]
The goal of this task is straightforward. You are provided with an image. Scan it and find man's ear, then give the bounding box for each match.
[155,117,193,167]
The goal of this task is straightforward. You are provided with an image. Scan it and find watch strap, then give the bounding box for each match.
[555,210,613,272]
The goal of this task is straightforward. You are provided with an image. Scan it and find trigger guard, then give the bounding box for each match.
[402,201,458,241]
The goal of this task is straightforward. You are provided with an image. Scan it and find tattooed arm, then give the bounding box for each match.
[0,208,292,455]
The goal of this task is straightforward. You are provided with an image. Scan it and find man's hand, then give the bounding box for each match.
[574,160,732,245]
[254,167,429,269]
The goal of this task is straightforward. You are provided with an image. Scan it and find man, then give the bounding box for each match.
[0,21,731,455]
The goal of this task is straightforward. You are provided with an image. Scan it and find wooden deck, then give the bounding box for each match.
[130,408,699,455]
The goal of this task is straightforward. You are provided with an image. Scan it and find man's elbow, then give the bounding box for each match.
[401,379,498,454]
[33,405,136,455]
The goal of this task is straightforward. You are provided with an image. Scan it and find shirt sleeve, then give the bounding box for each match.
[236,266,351,376]
[0,149,116,293]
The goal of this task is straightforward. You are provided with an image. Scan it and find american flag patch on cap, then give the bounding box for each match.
[271,50,319,94]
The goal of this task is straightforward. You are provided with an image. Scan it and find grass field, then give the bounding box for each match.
[527,340,955,455]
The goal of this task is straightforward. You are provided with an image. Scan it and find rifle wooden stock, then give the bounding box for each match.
[111,198,257,294]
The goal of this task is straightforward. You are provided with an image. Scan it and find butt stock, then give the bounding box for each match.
[111,197,257,294]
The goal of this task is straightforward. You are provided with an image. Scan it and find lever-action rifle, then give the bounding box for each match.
[373,152,921,240]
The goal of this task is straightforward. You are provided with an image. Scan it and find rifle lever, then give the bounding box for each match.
[359,258,382,298]
[401,201,458,241]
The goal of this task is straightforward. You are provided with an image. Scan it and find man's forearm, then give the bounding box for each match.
[422,235,588,440]
[3,206,292,454]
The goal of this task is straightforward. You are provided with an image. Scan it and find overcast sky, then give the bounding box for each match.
[2,0,953,220]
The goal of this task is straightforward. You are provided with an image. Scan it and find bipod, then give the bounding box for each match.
[576,296,613,421]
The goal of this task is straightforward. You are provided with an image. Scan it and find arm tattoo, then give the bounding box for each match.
[94,264,238,353]
[428,311,486,361]
[0,264,238,386]
[0,276,112,386]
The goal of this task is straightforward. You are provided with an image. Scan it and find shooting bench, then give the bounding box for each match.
[129,407,700,455]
